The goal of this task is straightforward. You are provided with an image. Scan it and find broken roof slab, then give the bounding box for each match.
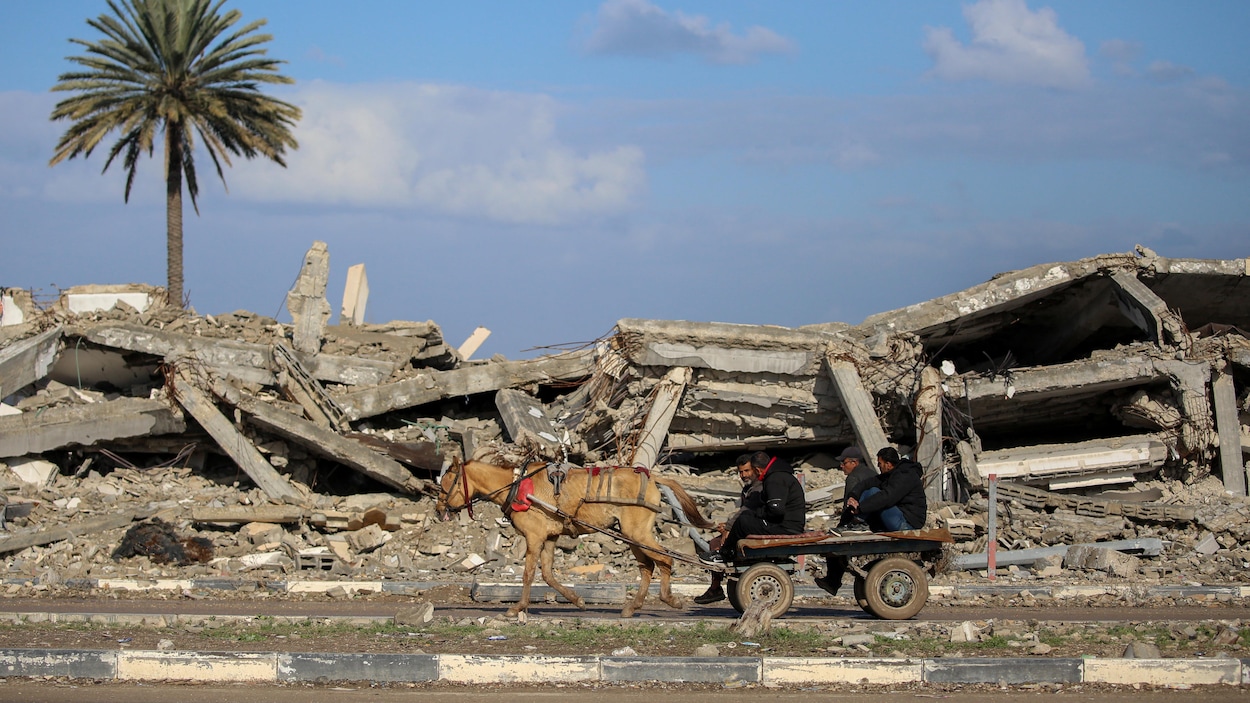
[0,397,185,458]
[614,318,840,375]
[69,321,394,387]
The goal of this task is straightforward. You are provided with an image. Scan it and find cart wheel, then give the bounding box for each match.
[735,563,794,619]
[862,557,928,620]
[853,573,869,611]
[727,578,743,613]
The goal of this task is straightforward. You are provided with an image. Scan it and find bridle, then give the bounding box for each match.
[440,459,475,519]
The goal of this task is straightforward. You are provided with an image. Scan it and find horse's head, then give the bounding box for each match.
[435,458,468,521]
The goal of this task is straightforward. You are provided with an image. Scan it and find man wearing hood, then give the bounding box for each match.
[700,451,805,565]
[845,447,927,532]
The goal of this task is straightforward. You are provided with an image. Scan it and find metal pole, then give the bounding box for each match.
[986,473,997,582]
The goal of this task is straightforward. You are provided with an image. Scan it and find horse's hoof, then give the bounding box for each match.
[620,607,635,618]
[662,596,684,609]
[506,606,523,617]
[573,597,586,610]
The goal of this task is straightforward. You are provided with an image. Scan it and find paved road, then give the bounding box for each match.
[4,597,1246,623]
[2,682,1243,702]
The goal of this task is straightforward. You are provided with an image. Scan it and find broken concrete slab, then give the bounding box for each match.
[271,343,349,431]
[5,456,59,487]
[457,327,491,361]
[0,397,185,458]
[974,436,1168,489]
[70,321,394,387]
[949,537,1162,570]
[211,378,428,495]
[0,510,139,555]
[336,349,595,420]
[616,318,824,374]
[170,369,302,504]
[0,326,62,400]
[495,388,566,458]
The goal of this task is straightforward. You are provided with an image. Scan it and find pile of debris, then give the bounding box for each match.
[0,243,1247,590]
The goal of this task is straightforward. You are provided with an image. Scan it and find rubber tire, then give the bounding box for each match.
[734,562,794,619]
[727,578,744,613]
[862,557,928,620]
[853,573,869,612]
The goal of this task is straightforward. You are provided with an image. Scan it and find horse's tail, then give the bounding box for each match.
[654,477,716,529]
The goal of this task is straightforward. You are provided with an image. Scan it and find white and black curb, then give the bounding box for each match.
[1,650,1246,686]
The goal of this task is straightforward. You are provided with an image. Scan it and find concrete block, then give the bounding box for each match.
[923,658,1082,684]
[1195,533,1220,555]
[602,656,760,683]
[6,456,58,486]
[396,603,435,626]
[0,649,117,679]
[763,657,922,684]
[339,263,369,327]
[438,654,599,683]
[345,523,391,553]
[279,652,436,683]
[117,651,277,682]
[1083,658,1241,686]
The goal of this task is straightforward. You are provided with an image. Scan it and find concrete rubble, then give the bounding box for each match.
[0,243,1247,594]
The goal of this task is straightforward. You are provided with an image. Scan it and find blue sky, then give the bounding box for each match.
[2,0,1247,358]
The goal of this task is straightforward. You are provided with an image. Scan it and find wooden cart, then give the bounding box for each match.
[726,528,953,620]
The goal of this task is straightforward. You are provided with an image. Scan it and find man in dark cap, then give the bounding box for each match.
[815,446,879,594]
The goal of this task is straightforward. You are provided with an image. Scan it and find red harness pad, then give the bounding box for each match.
[510,477,534,512]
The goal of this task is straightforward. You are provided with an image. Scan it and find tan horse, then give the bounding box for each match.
[436,459,714,617]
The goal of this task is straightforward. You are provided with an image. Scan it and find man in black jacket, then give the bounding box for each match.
[846,447,927,532]
[700,451,805,565]
[693,455,763,604]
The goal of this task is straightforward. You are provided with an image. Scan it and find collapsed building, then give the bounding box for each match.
[0,244,1247,589]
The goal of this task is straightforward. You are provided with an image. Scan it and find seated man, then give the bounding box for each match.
[700,451,805,566]
[814,446,879,594]
[693,454,763,604]
[845,447,927,532]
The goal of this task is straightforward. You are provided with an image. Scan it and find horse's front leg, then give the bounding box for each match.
[507,539,539,617]
[539,538,586,609]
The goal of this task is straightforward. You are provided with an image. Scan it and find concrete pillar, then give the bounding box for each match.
[915,365,944,502]
[824,355,890,460]
[285,241,331,354]
[1213,367,1246,495]
[629,366,691,470]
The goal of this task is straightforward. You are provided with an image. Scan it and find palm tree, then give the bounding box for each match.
[49,0,301,306]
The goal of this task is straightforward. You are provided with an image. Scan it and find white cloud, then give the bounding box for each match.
[231,82,646,225]
[1100,39,1141,76]
[582,0,795,64]
[1147,60,1195,84]
[923,0,1090,89]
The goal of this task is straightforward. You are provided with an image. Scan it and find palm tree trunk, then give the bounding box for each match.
[165,127,184,306]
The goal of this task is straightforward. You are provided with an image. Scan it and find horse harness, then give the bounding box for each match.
[444,461,709,570]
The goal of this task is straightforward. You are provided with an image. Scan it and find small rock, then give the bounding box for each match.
[1031,643,1052,655]
[396,603,435,626]
[693,644,719,657]
[1122,641,1161,658]
[325,586,350,600]
[157,639,175,650]
[612,646,637,656]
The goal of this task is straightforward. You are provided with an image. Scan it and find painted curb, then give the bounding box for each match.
[0,649,1245,686]
[922,657,1082,684]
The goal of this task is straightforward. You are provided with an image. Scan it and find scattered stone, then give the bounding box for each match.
[396,603,435,626]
